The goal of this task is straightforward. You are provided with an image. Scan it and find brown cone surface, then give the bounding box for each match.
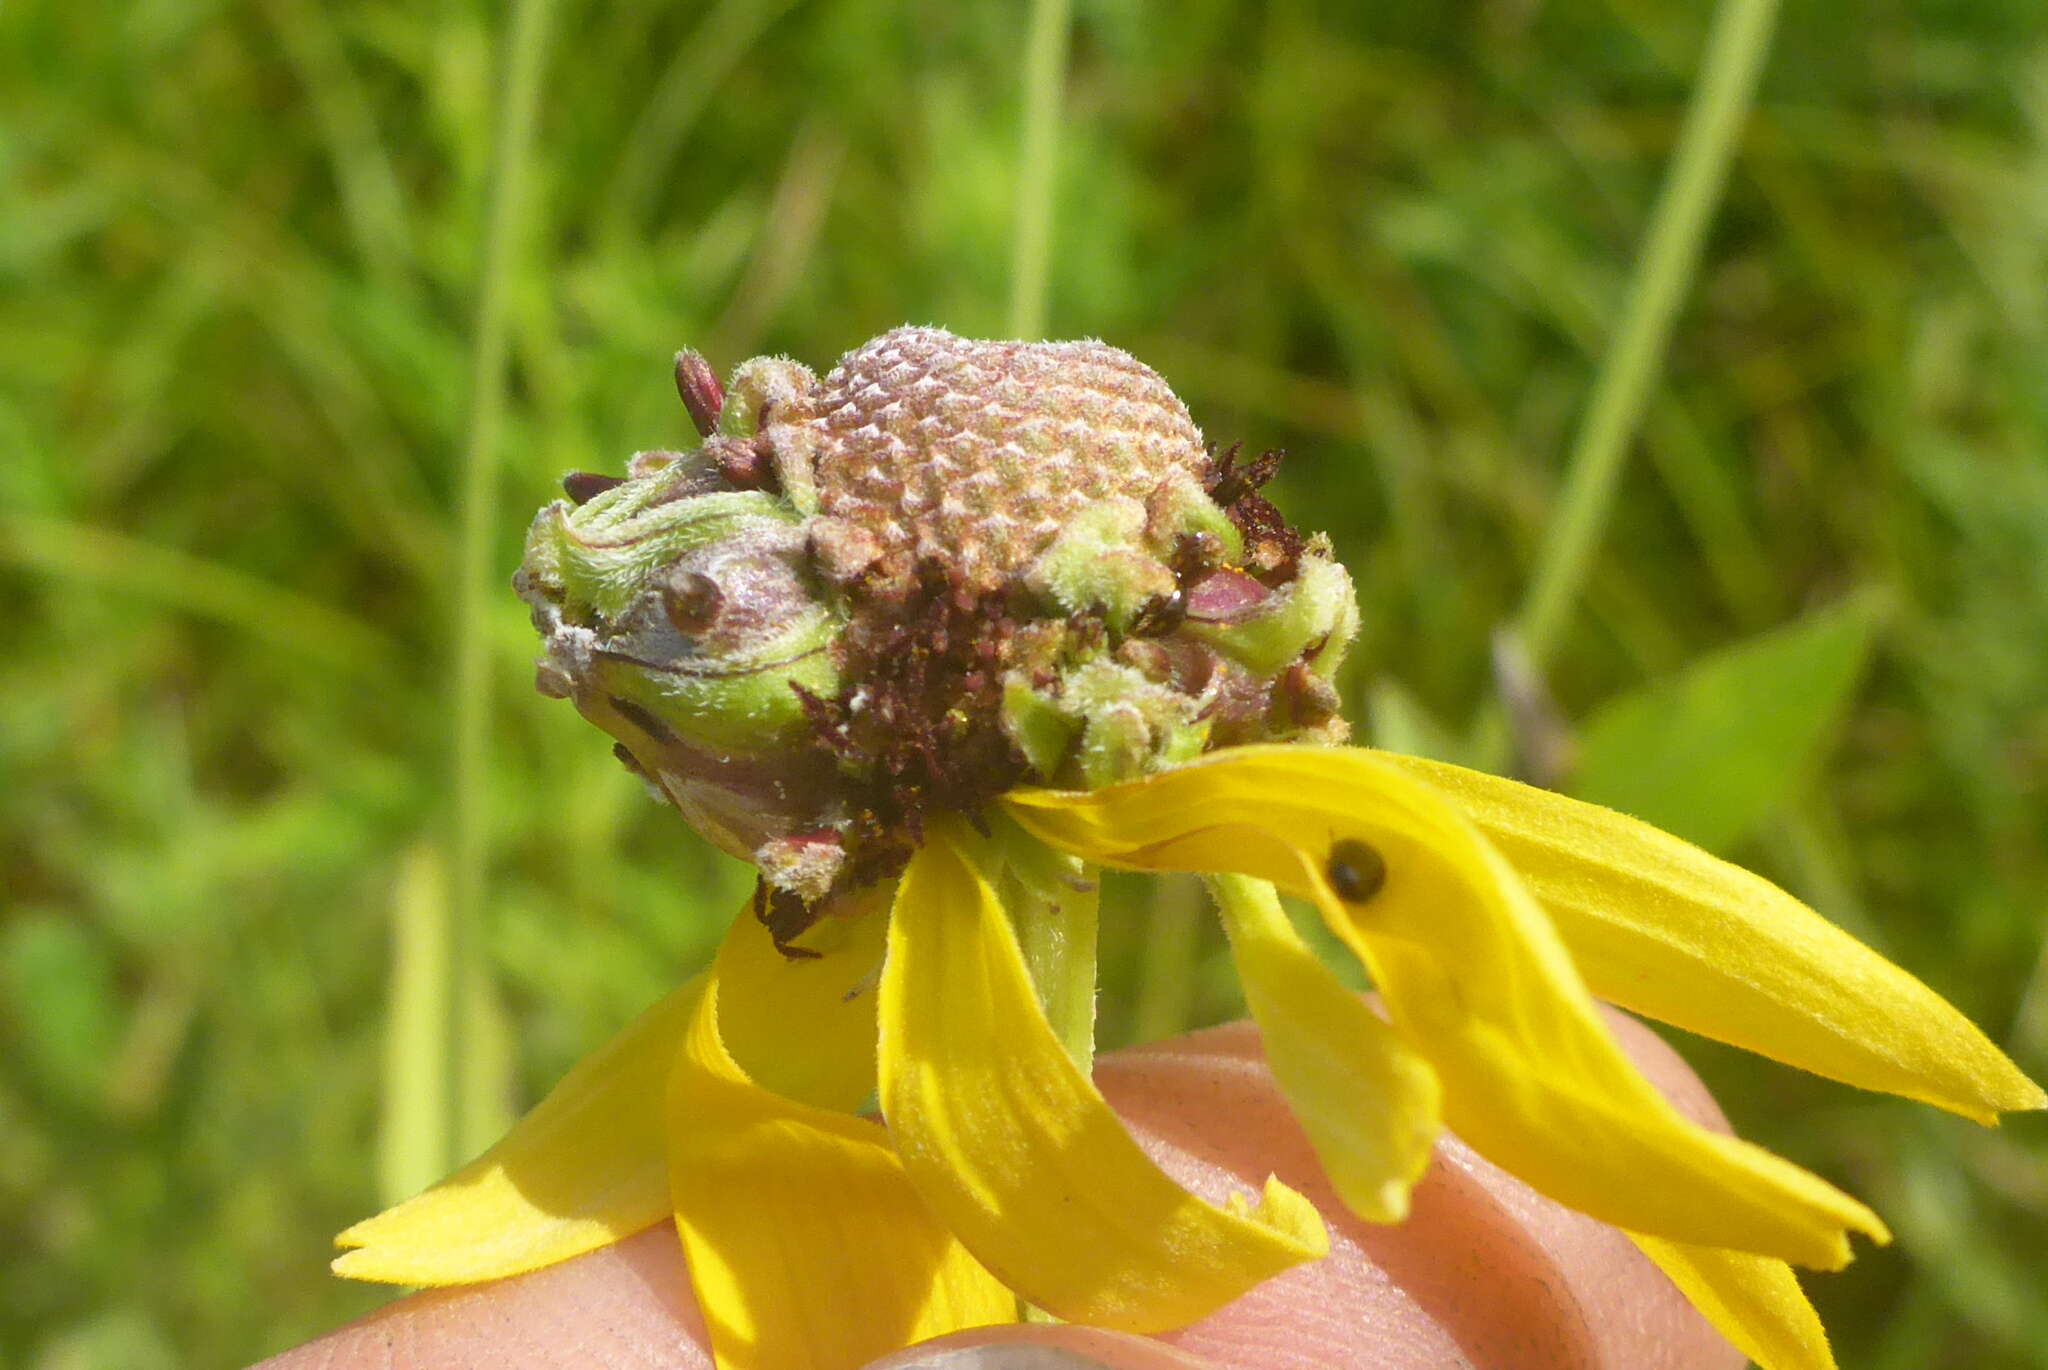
[796,326,1206,594]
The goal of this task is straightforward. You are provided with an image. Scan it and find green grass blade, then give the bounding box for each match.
[378,845,450,1205]
[0,516,398,673]
[446,0,555,1170]
[1007,0,1072,339]
[1514,0,1783,663]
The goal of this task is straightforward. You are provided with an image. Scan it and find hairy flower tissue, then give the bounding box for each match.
[335,327,2043,1370]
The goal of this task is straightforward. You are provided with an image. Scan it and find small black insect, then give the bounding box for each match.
[1326,838,1387,904]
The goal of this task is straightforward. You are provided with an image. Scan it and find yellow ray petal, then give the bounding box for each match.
[715,885,889,1112]
[1375,753,2044,1123]
[1632,1234,1836,1370]
[1206,871,1442,1222]
[878,820,1328,1333]
[334,977,700,1284]
[671,914,1015,1370]
[1005,747,1890,1269]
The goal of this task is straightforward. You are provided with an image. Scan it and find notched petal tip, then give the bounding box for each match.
[1232,1174,1333,1255]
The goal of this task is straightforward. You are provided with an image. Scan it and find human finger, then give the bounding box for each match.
[252,1006,1741,1370]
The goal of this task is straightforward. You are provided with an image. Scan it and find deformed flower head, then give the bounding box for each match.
[342,329,2043,1370]
[515,327,1352,947]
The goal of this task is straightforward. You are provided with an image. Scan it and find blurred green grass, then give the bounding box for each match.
[3,2,2044,1365]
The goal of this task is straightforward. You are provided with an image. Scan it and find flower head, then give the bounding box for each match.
[342,330,2043,1370]
[514,327,1351,945]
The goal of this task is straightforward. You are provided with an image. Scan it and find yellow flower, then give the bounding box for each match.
[332,744,2043,1370]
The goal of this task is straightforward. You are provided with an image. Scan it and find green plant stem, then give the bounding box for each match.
[601,0,802,239]
[445,0,554,1170]
[378,844,448,1205]
[1001,835,1096,1330]
[991,818,1099,1070]
[986,812,1098,1068]
[1015,868,1099,1071]
[1132,873,1203,1043]
[1513,0,1781,665]
[1007,0,1071,338]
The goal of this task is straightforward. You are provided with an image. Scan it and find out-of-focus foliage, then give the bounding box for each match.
[1567,593,1880,853]
[1,2,2042,1366]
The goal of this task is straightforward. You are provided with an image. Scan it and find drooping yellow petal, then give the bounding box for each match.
[715,885,889,1111]
[1006,746,1890,1269]
[1379,753,2043,1123]
[334,977,700,1284]
[1632,1234,1835,1370]
[878,819,1328,1333]
[1206,871,1442,1222]
[671,913,1014,1370]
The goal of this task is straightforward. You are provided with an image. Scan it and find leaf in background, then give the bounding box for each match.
[1,912,123,1108]
[1568,595,1882,853]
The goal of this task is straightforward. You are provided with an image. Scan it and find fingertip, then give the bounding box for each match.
[861,1325,1219,1370]
[249,1224,712,1370]
[254,1006,1745,1370]
[1098,1007,1744,1369]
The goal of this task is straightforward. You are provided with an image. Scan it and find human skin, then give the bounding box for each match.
[255,1008,1744,1370]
